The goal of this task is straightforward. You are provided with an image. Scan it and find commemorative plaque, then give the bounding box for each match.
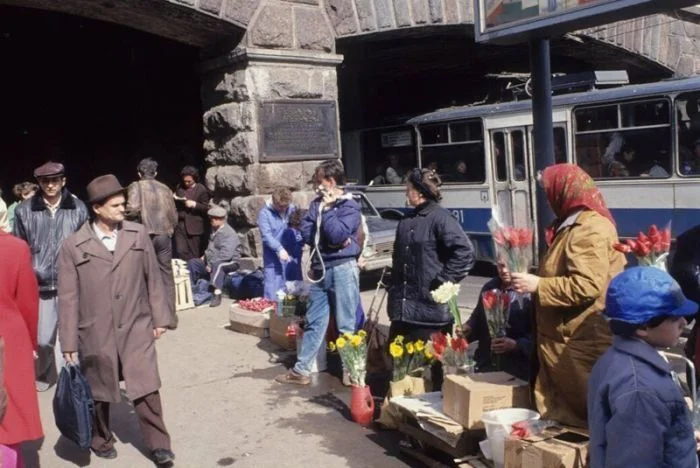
[259,100,338,162]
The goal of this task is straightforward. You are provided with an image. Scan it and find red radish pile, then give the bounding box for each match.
[239,298,276,312]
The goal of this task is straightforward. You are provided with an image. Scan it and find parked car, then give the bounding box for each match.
[348,189,400,272]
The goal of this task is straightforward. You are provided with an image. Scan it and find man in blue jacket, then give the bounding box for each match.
[588,267,699,468]
[276,160,361,385]
[258,187,295,299]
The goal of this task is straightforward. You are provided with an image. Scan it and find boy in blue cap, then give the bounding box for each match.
[588,266,699,468]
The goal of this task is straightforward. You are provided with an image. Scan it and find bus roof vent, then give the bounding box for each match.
[552,70,629,95]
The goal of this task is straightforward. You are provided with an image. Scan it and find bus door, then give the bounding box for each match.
[490,128,533,230]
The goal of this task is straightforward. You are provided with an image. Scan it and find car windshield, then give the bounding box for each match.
[352,193,379,217]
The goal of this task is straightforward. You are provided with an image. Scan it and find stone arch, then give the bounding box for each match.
[0,0,249,47]
[581,12,700,77]
[325,0,699,77]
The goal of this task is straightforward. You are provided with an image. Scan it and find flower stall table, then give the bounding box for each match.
[390,392,489,466]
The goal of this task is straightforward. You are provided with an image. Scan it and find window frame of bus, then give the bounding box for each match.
[418,119,486,184]
[674,91,700,178]
[572,97,673,180]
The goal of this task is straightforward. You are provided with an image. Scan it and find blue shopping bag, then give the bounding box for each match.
[53,363,94,450]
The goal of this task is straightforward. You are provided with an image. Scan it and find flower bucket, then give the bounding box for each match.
[482,408,540,468]
[350,385,375,426]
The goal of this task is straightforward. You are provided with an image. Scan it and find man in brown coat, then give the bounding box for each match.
[57,174,175,465]
[126,157,179,329]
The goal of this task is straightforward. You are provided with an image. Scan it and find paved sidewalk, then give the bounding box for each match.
[24,301,412,468]
[24,273,491,468]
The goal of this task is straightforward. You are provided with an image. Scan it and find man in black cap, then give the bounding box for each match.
[57,174,175,465]
[13,161,88,392]
[187,205,241,307]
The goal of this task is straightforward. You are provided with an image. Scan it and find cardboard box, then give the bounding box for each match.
[269,312,297,350]
[442,372,531,430]
[229,304,269,338]
[504,426,589,468]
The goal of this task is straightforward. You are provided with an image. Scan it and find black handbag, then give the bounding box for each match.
[53,364,94,450]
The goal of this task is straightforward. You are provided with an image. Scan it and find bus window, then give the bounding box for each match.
[675,92,700,176]
[421,124,448,145]
[451,121,482,142]
[554,127,567,163]
[511,130,526,181]
[575,105,618,132]
[493,132,506,181]
[422,144,485,183]
[574,99,672,180]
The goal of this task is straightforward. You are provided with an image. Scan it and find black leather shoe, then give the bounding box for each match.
[152,449,175,465]
[209,294,222,307]
[91,447,117,459]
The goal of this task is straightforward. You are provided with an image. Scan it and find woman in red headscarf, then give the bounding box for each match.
[511,164,626,428]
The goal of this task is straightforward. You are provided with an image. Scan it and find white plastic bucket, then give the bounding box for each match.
[295,334,327,373]
[481,408,540,468]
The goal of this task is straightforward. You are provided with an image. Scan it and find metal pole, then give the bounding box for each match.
[529,38,555,256]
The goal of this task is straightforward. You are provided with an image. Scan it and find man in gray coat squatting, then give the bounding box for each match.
[187,205,241,307]
[57,174,175,465]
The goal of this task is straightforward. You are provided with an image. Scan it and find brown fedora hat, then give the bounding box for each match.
[86,174,125,204]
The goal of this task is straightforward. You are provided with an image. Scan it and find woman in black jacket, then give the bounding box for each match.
[388,168,475,343]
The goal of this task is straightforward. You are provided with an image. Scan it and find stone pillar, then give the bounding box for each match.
[199,47,343,263]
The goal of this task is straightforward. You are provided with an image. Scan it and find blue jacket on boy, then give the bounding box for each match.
[588,266,699,468]
[588,336,696,468]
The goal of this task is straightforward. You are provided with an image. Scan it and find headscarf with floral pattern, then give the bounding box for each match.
[542,164,615,245]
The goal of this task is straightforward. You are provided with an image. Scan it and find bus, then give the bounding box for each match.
[358,76,700,262]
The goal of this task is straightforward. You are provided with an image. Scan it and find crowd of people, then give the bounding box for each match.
[0,159,245,466]
[3,155,700,467]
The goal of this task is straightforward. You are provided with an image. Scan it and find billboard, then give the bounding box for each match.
[476,0,700,44]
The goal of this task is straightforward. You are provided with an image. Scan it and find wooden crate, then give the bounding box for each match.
[174,276,194,311]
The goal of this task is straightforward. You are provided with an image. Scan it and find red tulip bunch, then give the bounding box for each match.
[426,332,470,369]
[613,224,671,271]
[482,288,511,371]
[488,219,534,273]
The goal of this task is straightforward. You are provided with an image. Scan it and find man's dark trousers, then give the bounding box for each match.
[151,234,177,329]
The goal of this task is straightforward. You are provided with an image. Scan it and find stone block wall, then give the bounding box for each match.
[200,47,342,260]
[582,13,700,77]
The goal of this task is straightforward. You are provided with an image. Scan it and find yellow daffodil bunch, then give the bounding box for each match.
[328,331,368,386]
[390,336,432,381]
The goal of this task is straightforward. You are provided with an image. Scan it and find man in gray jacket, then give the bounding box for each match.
[187,206,241,307]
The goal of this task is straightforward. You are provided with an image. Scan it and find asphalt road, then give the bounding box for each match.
[23,270,494,468]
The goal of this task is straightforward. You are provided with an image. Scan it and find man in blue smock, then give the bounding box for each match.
[258,187,296,299]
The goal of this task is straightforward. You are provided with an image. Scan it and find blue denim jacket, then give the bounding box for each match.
[588,335,696,468]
